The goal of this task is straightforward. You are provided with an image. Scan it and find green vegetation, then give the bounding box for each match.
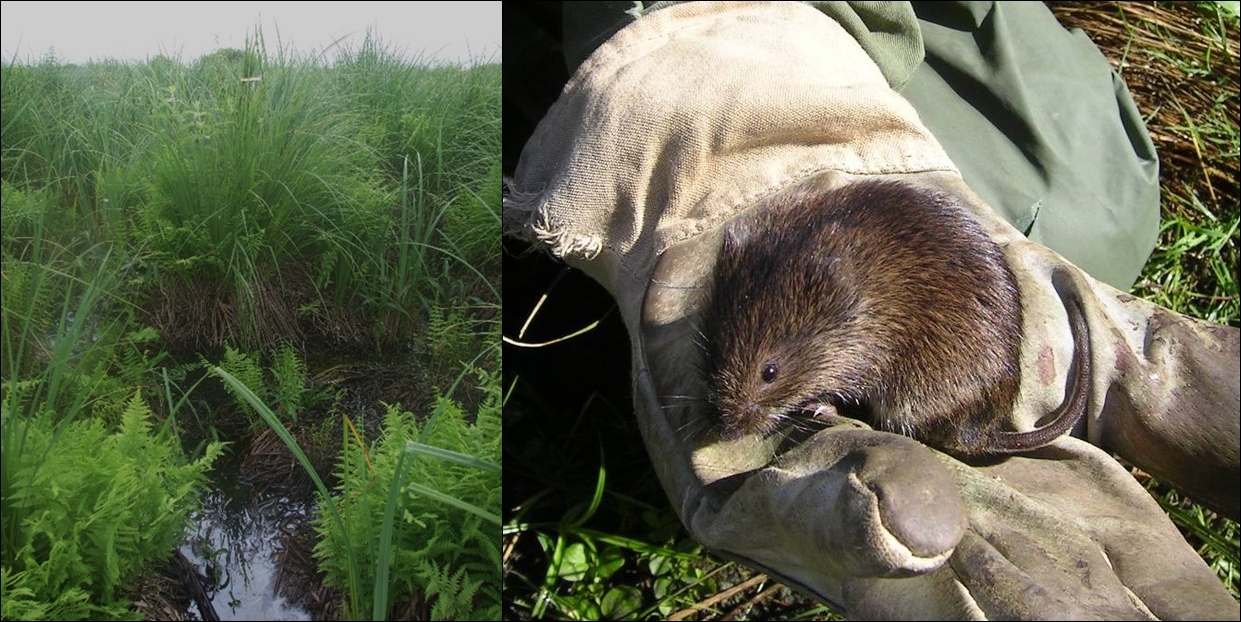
[1,198,226,620]
[212,340,328,426]
[1,398,224,621]
[311,367,502,621]
[3,26,499,621]
[1,31,499,352]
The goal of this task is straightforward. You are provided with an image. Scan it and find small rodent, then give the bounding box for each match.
[701,177,1090,457]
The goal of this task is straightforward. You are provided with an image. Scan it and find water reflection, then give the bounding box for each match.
[181,455,312,621]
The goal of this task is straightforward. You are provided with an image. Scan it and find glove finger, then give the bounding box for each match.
[688,425,967,585]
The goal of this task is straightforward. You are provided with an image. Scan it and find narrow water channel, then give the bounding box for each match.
[180,437,314,621]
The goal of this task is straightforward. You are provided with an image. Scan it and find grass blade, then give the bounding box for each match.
[402,440,500,473]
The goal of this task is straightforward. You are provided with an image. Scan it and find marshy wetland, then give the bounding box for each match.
[2,33,499,620]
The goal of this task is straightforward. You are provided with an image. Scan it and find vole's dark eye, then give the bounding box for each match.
[761,363,779,383]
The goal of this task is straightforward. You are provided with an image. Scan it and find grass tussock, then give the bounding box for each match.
[2,29,500,353]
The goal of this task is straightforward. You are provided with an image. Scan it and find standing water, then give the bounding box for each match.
[180,436,314,621]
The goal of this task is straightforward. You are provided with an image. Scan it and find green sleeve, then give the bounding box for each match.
[902,2,1159,290]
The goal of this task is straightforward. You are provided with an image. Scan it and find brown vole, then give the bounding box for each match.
[701,177,1090,457]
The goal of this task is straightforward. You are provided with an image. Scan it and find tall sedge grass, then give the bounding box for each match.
[2,29,500,351]
[1,184,126,433]
[379,151,500,323]
[141,34,393,348]
[441,157,502,273]
[0,55,123,241]
[331,33,501,333]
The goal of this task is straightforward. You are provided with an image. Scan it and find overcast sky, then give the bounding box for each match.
[0,1,500,65]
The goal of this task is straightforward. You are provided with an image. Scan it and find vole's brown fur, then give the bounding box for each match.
[702,177,1089,456]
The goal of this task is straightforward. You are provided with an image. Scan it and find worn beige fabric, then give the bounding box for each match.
[506,2,1240,619]
[506,1,957,340]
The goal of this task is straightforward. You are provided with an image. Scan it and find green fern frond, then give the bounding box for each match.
[311,363,501,619]
[219,343,264,417]
[2,394,222,619]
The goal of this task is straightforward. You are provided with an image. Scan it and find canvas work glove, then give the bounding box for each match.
[504,2,1240,619]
